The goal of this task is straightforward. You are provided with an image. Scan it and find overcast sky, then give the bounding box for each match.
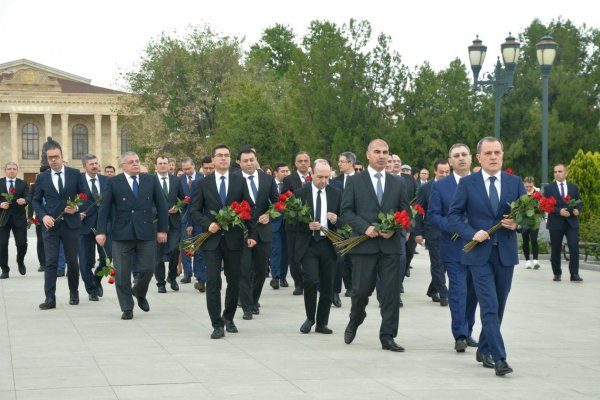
[2,0,598,90]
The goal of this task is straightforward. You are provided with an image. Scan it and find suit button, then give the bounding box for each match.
[131,210,134,213]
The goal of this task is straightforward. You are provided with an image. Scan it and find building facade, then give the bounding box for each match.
[0,59,132,182]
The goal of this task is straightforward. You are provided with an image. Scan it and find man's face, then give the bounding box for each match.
[401,168,411,175]
[338,156,353,174]
[84,158,99,176]
[5,164,18,179]
[553,165,568,182]
[274,166,290,182]
[419,169,430,181]
[391,155,402,174]
[295,153,310,174]
[239,152,258,175]
[312,164,331,190]
[212,147,231,173]
[385,156,393,172]
[168,161,176,173]
[524,182,534,192]
[449,146,472,175]
[47,148,64,172]
[367,143,389,172]
[434,163,450,180]
[354,165,364,173]
[155,157,170,175]
[476,141,503,175]
[181,161,195,177]
[201,162,215,176]
[104,167,115,176]
[121,154,141,175]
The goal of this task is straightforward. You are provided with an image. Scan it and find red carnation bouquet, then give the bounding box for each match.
[563,195,582,211]
[335,210,411,256]
[411,203,425,227]
[280,191,312,225]
[0,187,17,225]
[48,193,87,230]
[266,190,292,219]
[174,196,191,212]
[181,200,252,254]
[463,193,556,252]
[27,217,40,229]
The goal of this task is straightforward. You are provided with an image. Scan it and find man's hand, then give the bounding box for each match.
[559,208,571,217]
[157,232,167,243]
[380,230,394,239]
[80,212,87,220]
[247,239,257,248]
[258,214,269,224]
[96,234,106,247]
[16,198,26,206]
[365,226,378,238]
[208,222,221,233]
[326,212,337,224]
[415,235,424,246]
[573,209,580,217]
[64,205,78,215]
[501,216,518,230]
[186,226,193,235]
[473,230,490,242]
[168,206,178,215]
[309,221,321,231]
[42,215,55,229]
[0,202,8,210]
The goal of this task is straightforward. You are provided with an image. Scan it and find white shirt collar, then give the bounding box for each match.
[481,169,501,183]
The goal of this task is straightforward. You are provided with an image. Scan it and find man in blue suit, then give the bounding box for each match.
[78,154,108,301]
[449,137,526,376]
[428,145,479,354]
[95,151,169,320]
[32,143,85,309]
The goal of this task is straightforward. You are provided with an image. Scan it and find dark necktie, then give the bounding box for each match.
[9,180,15,191]
[188,175,193,189]
[314,189,322,240]
[132,175,139,198]
[489,176,499,214]
[277,182,282,195]
[374,172,383,205]
[90,178,99,197]
[248,175,258,202]
[560,182,566,200]
[219,176,226,206]
[56,172,64,196]
[162,176,168,197]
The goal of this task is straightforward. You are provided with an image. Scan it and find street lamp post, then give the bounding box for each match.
[468,34,521,138]
[536,35,558,188]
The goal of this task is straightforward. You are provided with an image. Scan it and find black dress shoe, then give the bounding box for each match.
[344,322,357,344]
[400,284,404,293]
[494,359,513,376]
[570,274,583,282]
[88,293,99,301]
[428,293,441,302]
[344,289,355,297]
[466,336,478,347]
[440,297,449,307]
[476,350,495,368]
[399,297,403,308]
[137,297,150,312]
[38,265,46,272]
[280,278,289,287]
[180,276,191,284]
[194,282,206,292]
[57,270,65,277]
[553,275,561,282]
[0,271,8,279]
[293,287,303,295]
[405,268,410,277]
[157,285,166,293]
[18,262,26,275]
[39,298,56,310]
[96,281,104,297]
[332,293,342,307]
[168,278,180,291]
[242,311,253,320]
[300,319,314,333]
[454,337,467,352]
[69,291,79,305]
[381,338,405,352]
[252,306,260,315]
[315,325,333,334]
[224,319,238,333]
[211,327,225,339]
[121,310,133,320]
[270,278,280,289]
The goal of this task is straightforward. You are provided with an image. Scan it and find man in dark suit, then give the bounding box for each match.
[27,167,49,272]
[414,159,450,306]
[0,162,29,278]
[179,156,206,291]
[32,143,85,309]
[341,139,410,352]
[236,148,279,319]
[282,151,311,295]
[95,151,169,320]
[449,137,526,376]
[544,164,583,282]
[295,160,341,334]
[78,154,108,301]
[190,144,257,339]
[428,144,479,354]
[269,162,290,289]
[154,156,186,293]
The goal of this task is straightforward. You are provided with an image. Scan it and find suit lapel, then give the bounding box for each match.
[474,173,495,217]
[362,172,379,208]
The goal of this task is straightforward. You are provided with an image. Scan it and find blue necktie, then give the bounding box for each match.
[132,175,139,198]
[9,180,15,191]
[219,176,226,206]
[248,175,258,202]
[489,176,499,214]
[374,172,383,205]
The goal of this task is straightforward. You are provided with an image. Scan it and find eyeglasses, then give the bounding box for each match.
[213,153,230,158]
[451,152,470,158]
[354,168,364,172]
[392,160,402,164]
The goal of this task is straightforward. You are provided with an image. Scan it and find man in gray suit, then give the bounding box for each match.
[95,152,169,320]
[341,139,411,352]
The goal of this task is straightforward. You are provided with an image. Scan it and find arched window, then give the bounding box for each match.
[22,123,40,160]
[121,126,132,153]
[72,123,88,160]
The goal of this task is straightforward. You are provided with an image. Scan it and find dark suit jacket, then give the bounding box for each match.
[190,172,256,251]
[448,171,526,266]
[32,167,84,230]
[156,174,185,231]
[293,184,341,263]
[238,170,278,243]
[79,174,108,235]
[414,180,441,240]
[96,173,168,241]
[544,181,582,230]
[341,170,410,255]
[181,173,204,229]
[428,175,464,263]
[0,177,29,228]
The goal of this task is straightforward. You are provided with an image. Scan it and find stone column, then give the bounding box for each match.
[61,114,70,161]
[94,114,103,166]
[44,114,53,138]
[110,114,118,166]
[10,113,18,162]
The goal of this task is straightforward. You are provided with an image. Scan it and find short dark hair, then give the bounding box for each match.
[274,161,288,172]
[201,155,212,165]
[211,144,230,157]
[433,159,449,171]
[154,155,169,164]
[46,143,62,154]
[237,146,256,161]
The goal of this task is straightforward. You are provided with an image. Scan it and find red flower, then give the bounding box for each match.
[31,217,39,224]
[531,191,542,200]
[305,176,312,183]
[505,168,514,175]
[274,201,286,211]
[184,249,195,257]
[239,211,251,220]
[538,196,557,213]
[283,190,293,199]
[414,204,425,216]
[564,195,571,202]
[78,193,88,201]
[240,200,251,212]
[9,188,16,195]
[109,269,116,276]
[183,196,190,204]
[231,201,240,210]
[108,277,115,284]
[278,194,288,202]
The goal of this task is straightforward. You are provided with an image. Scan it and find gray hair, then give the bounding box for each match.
[4,162,18,170]
[476,137,503,154]
[81,153,97,166]
[119,151,138,165]
[448,143,471,157]
[180,157,194,165]
[313,159,331,170]
[339,151,356,165]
